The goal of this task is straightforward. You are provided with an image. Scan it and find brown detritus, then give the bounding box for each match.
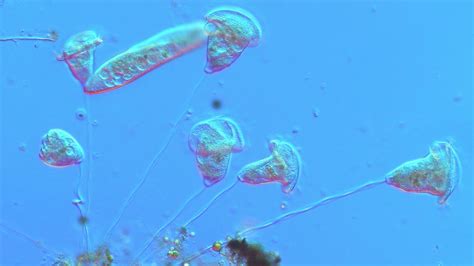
[226,238,281,266]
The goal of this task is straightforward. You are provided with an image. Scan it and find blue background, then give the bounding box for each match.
[1,0,472,265]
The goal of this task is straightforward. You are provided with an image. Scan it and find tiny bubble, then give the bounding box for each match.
[75,107,87,121]
[280,201,288,210]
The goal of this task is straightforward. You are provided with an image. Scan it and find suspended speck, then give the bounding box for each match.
[312,107,320,118]
[18,142,27,152]
[75,107,87,121]
[320,82,327,91]
[91,120,99,127]
[453,94,463,103]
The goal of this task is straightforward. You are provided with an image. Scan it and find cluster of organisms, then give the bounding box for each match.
[1,5,464,266]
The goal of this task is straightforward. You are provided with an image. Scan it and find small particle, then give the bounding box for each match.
[211,99,222,110]
[371,5,377,13]
[167,248,179,259]
[48,30,59,41]
[34,44,38,48]
[173,239,181,246]
[75,107,87,121]
[280,201,287,210]
[312,108,320,118]
[189,231,196,237]
[398,121,407,129]
[182,263,190,266]
[212,241,223,252]
[346,56,352,64]
[18,143,27,152]
[179,226,187,236]
[453,94,463,103]
[320,82,327,91]
[217,80,224,87]
[91,120,99,127]
[72,198,83,205]
[366,161,374,168]
[291,127,299,134]
[185,109,193,120]
[303,72,311,81]
[163,236,170,243]
[78,215,89,225]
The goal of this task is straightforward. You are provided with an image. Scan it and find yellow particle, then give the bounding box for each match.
[212,241,223,252]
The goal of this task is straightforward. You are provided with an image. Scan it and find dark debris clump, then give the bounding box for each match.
[226,238,281,266]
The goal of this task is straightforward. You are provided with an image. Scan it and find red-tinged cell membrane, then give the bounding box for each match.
[188,116,245,187]
[385,141,462,204]
[39,128,84,168]
[84,22,207,94]
[237,140,301,194]
[204,7,262,73]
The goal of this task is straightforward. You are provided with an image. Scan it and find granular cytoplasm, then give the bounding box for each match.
[39,128,84,168]
[237,140,301,193]
[189,116,245,186]
[385,141,462,204]
[204,7,262,73]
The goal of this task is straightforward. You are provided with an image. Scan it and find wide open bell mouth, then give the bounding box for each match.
[385,140,462,204]
[203,7,262,74]
[204,6,262,47]
[269,140,302,193]
[188,116,244,155]
[62,30,103,59]
[188,117,245,187]
[237,139,301,194]
[429,141,462,204]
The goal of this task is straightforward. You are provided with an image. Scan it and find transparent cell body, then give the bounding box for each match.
[85,22,207,94]
[61,31,103,85]
[385,141,462,204]
[38,129,84,168]
[188,117,245,186]
[237,140,301,193]
[204,7,262,73]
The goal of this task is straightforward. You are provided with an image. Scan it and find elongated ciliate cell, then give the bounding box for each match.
[61,23,207,94]
[188,117,245,187]
[385,141,462,204]
[237,140,301,193]
[39,129,84,168]
[204,7,262,73]
[85,22,207,94]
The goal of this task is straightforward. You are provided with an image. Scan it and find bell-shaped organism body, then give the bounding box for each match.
[39,129,84,168]
[188,117,244,186]
[60,30,103,85]
[385,141,462,204]
[204,7,262,73]
[237,140,301,193]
